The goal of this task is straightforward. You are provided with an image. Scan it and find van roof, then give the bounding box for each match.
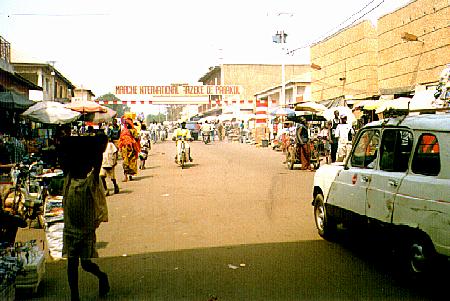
[365,113,450,132]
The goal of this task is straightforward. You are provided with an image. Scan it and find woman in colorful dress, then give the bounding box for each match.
[118,118,140,182]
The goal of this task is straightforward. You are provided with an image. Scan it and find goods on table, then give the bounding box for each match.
[1,240,45,297]
[44,195,64,260]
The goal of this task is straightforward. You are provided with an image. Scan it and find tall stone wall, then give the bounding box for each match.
[377,0,449,94]
[311,20,379,102]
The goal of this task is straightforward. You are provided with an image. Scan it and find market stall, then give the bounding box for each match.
[1,212,45,297]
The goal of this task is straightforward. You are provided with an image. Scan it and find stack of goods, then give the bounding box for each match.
[12,240,45,293]
[44,196,64,260]
[0,243,22,301]
[1,240,45,297]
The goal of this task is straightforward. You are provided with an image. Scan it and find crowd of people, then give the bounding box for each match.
[269,109,357,170]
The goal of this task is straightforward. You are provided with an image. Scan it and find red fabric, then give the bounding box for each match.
[118,126,140,157]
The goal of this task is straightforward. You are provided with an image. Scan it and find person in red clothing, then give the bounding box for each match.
[118,118,140,182]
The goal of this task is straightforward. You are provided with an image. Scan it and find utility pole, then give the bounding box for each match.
[272,31,287,107]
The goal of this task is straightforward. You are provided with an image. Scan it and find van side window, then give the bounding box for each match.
[350,130,380,168]
[379,130,413,172]
[412,133,440,176]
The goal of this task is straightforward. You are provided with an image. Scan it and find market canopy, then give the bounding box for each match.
[65,100,107,113]
[0,91,35,110]
[375,97,412,114]
[294,101,327,113]
[21,101,81,125]
[84,106,117,123]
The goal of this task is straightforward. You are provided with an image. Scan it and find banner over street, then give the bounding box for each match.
[115,85,242,97]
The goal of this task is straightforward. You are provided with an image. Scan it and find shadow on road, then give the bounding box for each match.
[16,240,444,300]
[140,165,161,170]
[130,175,154,181]
[180,163,199,170]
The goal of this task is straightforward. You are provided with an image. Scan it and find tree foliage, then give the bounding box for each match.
[146,113,166,124]
[96,93,130,117]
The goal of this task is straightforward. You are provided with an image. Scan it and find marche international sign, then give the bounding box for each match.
[107,84,243,105]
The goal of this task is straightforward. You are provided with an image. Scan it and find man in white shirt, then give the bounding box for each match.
[200,121,212,141]
[334,115,355,162]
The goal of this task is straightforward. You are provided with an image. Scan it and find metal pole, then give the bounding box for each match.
[281,31,286,108]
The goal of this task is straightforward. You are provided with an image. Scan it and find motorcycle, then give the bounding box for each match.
[202,131,211,144]
[175,136,189,169]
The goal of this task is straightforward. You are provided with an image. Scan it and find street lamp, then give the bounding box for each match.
[401,32,419,42]
[273,30,288,107]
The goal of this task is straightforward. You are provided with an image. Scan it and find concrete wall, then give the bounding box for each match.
[311,20,379,102]
[223,64,310,100]
[310,0,449,102]
[377,0,449,94]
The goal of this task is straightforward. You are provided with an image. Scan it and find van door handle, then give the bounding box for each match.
[361,175,370,182]
[388,179,398,187]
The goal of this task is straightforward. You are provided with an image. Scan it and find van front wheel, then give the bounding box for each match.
[313,194,337,241]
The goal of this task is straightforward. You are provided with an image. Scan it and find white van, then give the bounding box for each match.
[312,113,450,277]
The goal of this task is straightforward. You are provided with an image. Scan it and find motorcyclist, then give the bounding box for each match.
[200,121,212,142]
[172,121,193,162]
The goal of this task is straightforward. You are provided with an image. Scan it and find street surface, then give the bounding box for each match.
[16,140,444,300]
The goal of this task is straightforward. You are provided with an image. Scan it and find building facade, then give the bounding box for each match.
[0,35,42,136]
[310,20,379,105]
[73,88,95,102]
[254,73,312,107]
[0,36,41,96]
[12,62,75,103]
[198,63,310,114]
[310,0,449,105]
[377,0,449,95]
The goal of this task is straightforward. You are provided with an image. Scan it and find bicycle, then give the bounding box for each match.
[10,160,46,228]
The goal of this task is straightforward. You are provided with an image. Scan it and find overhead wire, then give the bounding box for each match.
[287,0,386,55]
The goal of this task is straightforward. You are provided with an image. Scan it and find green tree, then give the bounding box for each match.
[96,93,130,117]
[146,113,166,124]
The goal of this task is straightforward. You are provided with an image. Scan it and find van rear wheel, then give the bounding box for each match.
[400,234,437,279]
[313,194,337,241]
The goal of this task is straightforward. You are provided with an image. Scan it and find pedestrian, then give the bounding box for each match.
[139,129,151,169]
[334,115,355,162]
[118,118,140,182]
[100,137,120,195]
[211,121,216,142]
[59,135,110,301]
[330,110,340,162]
[107,118,121,144]
[239,121,245,143]
[318,121,332,164]
[217,122,224,141]
[296,117,313,171]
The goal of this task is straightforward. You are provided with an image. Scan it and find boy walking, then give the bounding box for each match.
[100,137,120,195]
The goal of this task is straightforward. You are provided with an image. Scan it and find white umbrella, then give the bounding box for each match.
[21,101,81,124]
[270,107,295,116]
[323,106,356,124]
[294,101,327,113]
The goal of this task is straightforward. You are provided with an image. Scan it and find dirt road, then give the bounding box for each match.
[16,140,441,300]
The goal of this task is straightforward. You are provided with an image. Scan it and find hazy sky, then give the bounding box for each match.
[0,0,410,113]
